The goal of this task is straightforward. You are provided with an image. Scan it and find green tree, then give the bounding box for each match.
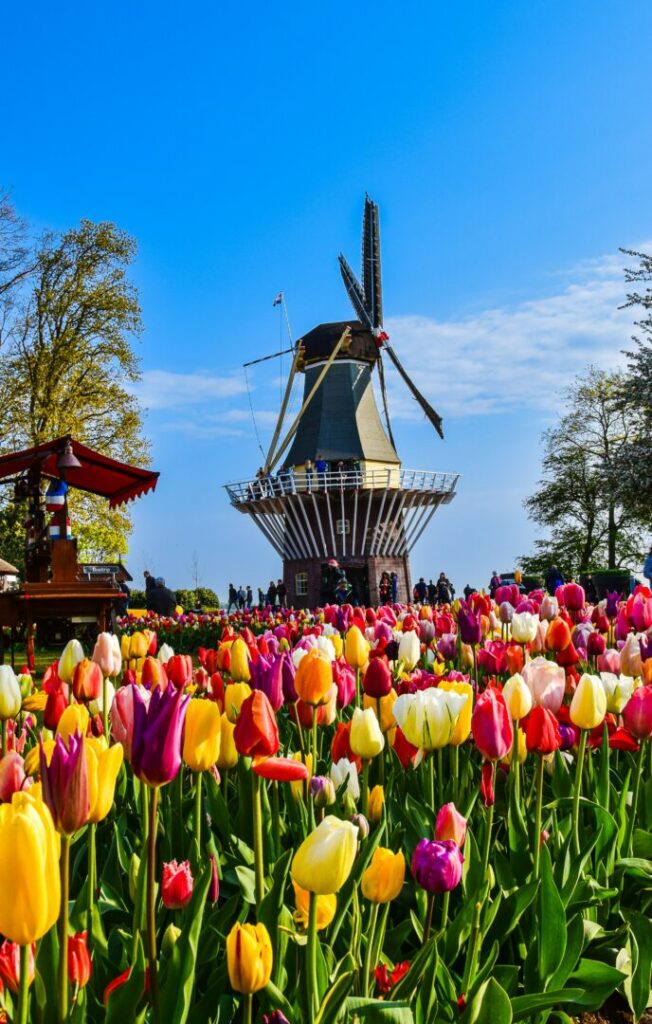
[519,367,646,576]
[0,214,149,562]
[619,248,652,515]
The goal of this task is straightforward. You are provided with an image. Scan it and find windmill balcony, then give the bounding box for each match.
[225,467,460,506]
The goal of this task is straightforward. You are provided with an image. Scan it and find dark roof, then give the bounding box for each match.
[283,360,399,467]
[0,436,159,508]
[298,321,380,366]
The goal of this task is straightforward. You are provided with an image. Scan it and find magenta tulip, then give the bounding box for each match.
[131,684,190,788]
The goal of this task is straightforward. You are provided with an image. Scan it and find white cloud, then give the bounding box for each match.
[137,369,248,410]
[383,249,643,419]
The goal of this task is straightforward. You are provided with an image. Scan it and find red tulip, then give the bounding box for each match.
[480,761,495,807]
[622,684,652,740]
[524,705,562,754]
[609,727,640,752]
[161,859,194,909]
[587,632,606,658]
[68,932,91,987]
[363,657,392,698]
[560,583,585,612]
[252,756,310,782]
[0,752,29,802]
[392,726,419,769]
[505,642,525,676]
[331,721,358,767]
[233,691,279,757]
[471,688,513,761]
[166,655,193,688]
[0,940,34,993]
[44,681,69,731]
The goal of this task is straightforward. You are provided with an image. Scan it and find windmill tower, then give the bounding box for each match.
[225,198,459,607]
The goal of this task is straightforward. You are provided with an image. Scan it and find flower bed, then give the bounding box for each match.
[0,582,650,1022]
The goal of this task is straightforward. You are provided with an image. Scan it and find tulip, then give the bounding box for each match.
[0,791,61,944]
[472,688,513,761]
[291,815,358,894]
[570,673,607,730]
[361,847,405,902]
[227,921,272,994]
[40,732,89,835]
[436,680,473,745]
[435,803,467,846]
[292,881,336,931]
[329,757,360,801]
[72,658,103,702]
[363,657,392,698]
[620,634,643,678]
[44,680,68,732]
[411,838,463,893]
[398,630,421,670]
[522,657,565,713]
[587,632,606,659]
[309,775,336,807]
[56,703,90,744]
[350,707,385,759]
[131,684,190,788]
[540,595,559,621]
[622,684,652,740]
[68,932,91,987]
[216,713,238,769]
[166,654,194,688]
[250,654,284,711]
[345,625,370,670]
[158,642,174,664]
[511,612,539,644]
[0,752,29,802]
[112,684,149,760]
[85,737,124,822]
[141,656,168,691]
[0,666,21,725]
[58,639,84,684]
[331,658,355,708]
[92,632,121,677]
[502,673,533,721]
[183,699,221,772]
[599,673,635,715]
[393,688,469,751]
[457,605,482,646]
[0,940,35,992]
[367,783,384,823]
[233,691,279,758]
[545,618,572,652]
[331,721,357,766]
[524,705,562,755]
[294,648,333,706]
[561,583,585,612]
[161,859,194,909]
[229,637,251,683]
[224,682,252,723]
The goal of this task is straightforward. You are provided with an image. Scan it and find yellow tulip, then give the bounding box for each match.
[368,784,384,824]
[85,737,124,823]
[570,673,607,730]
[344,625,370,670]
[361,846,405,903]
[226,921,272,993]
[183,699,221,772]
[224,682,252,723]
[291,815,358,895]
[292,881,336,931]
[0,791,61,944]
[331,634,343,658]
[290,752,312,801]
[363,689,397,733]
[432,680,473,746]
[501,727,527,765]
[57,639,84,685]
[294,648,333,706]
[129,631,149,659]
[229,638,251,683]
[25,739,55,777]
[0,666,21,720]
[216,713,238,769]
[502,674,533,721]
[21,691,48,713]
[56,703,90,743]
[350,707,384,759]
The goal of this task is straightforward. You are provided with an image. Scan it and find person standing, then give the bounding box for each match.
[148,578,177,616]
[237,585,245,610]
[277,578,287,607]
[436,573,453,605]
[415,576,427,603]
[545,564,564,595]
[489,571,501,597]
[644,547,652,586]
[267,579,277,607]
[427,579,436,604]
[227,583,237,612]
[315,455,327,489]
[378,572,390,603]
[390,571,399,603]
[246,585,253,607]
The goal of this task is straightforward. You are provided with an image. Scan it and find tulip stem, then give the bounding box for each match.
[361,759,369,817]
[243,993,253,1024]
[102,674,109,740]
[356,668,361,708]
[0,719,6,758]
[436,748,444,807]
[362,901,379,997]
[17,944,29,1024]
[87,821,96,934]
[307,891,319,1021]
[147,786,161,1024]
[272,780,281,858]
[376,698,385,786]
[533,755,544,879]
[57,834,71,1024]
[427,752,435,812]
[423,891,435,942]
[194,772,202,857]
[461,900,483,998]
[481,801,494,884]
[439,889,450,934]
[450,745,459,804]
[572,729,588,857]
[511,720,521,805]
[624,737,647,855]
[252,771,265,905]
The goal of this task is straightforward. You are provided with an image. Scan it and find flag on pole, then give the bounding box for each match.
[272,292,283,307]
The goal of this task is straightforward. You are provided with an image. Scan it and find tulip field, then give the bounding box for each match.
[0,584,651,1024]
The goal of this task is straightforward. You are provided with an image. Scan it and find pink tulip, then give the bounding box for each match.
[620,634,642,678]
[597,648,621,674]
[112,684,151,761]
[471,688,513,761]
[435,802,467,846]
[522,657,565,713]
[622,684,652,740]
[0,752,29,802]
[540,595,559,621]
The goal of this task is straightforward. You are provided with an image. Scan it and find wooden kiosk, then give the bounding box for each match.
[0,436,159,668]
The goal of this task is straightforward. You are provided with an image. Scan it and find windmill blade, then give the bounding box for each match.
[362,196,383,328]
[338,253,372,329]
[383,343,444,439]
[376,350,397,450]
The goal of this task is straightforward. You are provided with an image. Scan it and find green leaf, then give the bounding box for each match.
[346,997,416,1022]
[510,988,584,1019]
[486,880,538,949]
[234,864,257,904]
[623,909,652,1022]
[548,914,584,992]
[314,969,354,1024]
[35,924,59,1024]
[160,863,212,1024]
[563,959,627,1010]
[329,826,383,944]
[537,843,567,988]
[261,980,297,1023]
[105,936,147,1024]
[632,828,652,859]
[391,938,438,1002]
[258,848,292,986]
[461,977,512,1024]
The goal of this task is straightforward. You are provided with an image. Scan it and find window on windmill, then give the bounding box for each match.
[336,519,350,535]
[295,572,308,596]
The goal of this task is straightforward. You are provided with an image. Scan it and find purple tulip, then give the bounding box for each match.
[419,620,435,644]
[131,683,189,788]
[262,1012,291,1024]
[640,634,652,663]
[458,604,482,646]
[40,731,89,835]
[411,838,464,893]
[605,591,620,619]
[558,723,578,750]
[515,599,537,614]
[437,634,457,661]
[374,621,393,644]
[336,606,351,633]
[250,653,284,710]
[281,653,297,703]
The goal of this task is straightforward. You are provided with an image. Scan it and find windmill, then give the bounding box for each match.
[225,198,459,607]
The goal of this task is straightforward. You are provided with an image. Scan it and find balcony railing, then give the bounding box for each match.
[225,467,460,505]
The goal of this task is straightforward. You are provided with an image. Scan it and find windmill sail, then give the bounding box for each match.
[338,253,371,329]
[383,343,444,439]
[362,197,383,328]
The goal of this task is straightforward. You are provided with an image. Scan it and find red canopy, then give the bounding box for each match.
[0,436,159,508]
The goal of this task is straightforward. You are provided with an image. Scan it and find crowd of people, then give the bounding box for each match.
[227,579,287,611]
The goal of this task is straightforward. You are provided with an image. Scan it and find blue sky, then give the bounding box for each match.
[3,1,652,596]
